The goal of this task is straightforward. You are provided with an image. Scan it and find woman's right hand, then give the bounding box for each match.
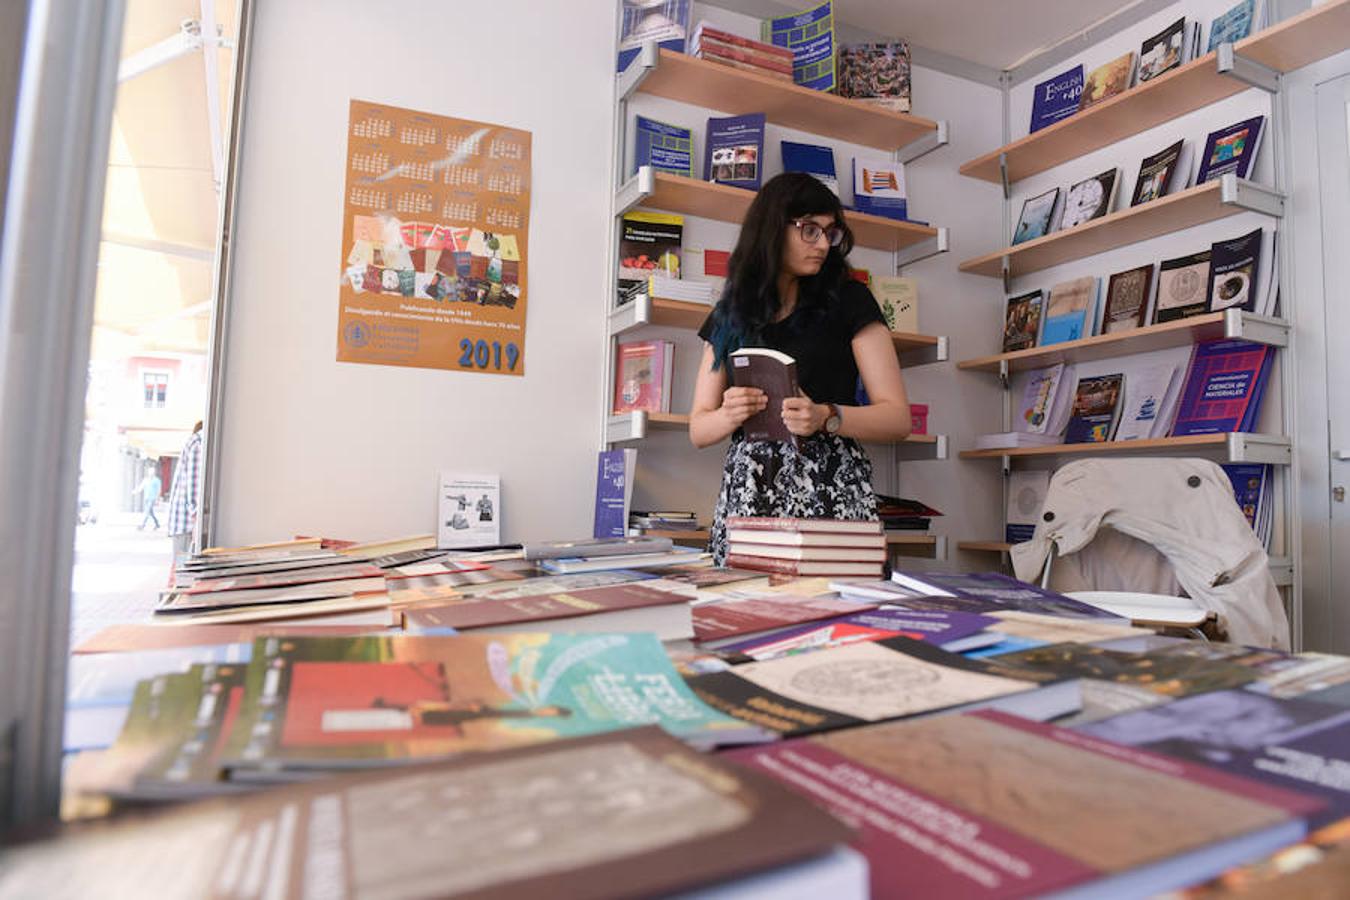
[720,386,768,427]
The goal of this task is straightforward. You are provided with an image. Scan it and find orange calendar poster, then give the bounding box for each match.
[337,100,532,375]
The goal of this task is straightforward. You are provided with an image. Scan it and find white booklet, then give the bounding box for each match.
[1114,364,1180,442]
[438,472,501,548]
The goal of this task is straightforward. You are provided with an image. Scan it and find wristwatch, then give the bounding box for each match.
[822,403,842,435]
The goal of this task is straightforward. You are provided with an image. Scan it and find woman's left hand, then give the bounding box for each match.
[782,394,827,436]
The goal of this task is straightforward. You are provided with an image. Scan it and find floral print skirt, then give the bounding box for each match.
[708,433,879,565]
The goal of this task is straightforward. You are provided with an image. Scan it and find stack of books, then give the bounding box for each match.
[522,535,701,574]
[648,273,715,304]
[875,494,941,532]
[690,20,794,81]
[724,516,886,577]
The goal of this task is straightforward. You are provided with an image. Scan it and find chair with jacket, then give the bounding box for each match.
[1010,457,1289,650]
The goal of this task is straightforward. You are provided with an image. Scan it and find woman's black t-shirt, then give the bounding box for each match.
[697,280,886,405]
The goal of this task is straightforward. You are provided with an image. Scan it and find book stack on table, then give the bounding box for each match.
[723,516,887,577]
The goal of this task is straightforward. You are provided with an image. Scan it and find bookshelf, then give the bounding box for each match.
[619,168,947,257]
[959,433,1291,465]
[958,176,1283,280]
[624,46,945,157]
[609,294,950,368]
[959,0,1350,186]
[958,311,1288,374]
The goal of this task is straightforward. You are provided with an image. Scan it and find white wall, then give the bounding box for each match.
[215,0,619,544]
[620,4,1004,568]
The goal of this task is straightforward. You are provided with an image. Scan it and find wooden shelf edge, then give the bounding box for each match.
[885,533,937,545]
[640,49,940,152]
[958,433,1284,459]
[638,528,710,541]
[956,312,1288,373]
[957,541,1014,553]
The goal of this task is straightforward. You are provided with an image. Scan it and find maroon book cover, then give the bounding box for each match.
[693,594,876,644]
[403,582,686,630]
[729,348,799,445]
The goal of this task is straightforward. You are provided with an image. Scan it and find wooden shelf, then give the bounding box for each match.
[634,171,940,254]
[957,311,1289,374]
[959,0,1350,185]
[647,412,689,428]
[640,528,710,542]
[959,177,1282,280]
[633,49,941,153]
[958,540,1014,553]
[610,297,949,368]
[960,432,1291,465]
[886,532,938,545]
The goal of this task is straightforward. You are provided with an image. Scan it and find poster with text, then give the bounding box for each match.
[338,100,531,375]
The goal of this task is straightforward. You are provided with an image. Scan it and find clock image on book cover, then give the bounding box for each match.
[1060,170,1117,229]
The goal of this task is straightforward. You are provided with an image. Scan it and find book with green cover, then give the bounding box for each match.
[222,633,758,770]
[761,1,836,91]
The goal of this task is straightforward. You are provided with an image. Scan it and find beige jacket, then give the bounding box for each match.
[1010,458,1289,650]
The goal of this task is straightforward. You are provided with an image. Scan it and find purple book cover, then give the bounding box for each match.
[1171,339,1272,436]
[1078,690,1350,827]
[717,608,999,660]
[896,571,1126,621]
[592,449,629,539]
[703,113,766,191]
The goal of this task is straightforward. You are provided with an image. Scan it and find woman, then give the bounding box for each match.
[691,172,912,564]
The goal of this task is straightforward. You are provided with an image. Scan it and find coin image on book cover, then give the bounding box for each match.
[1060,170,1115,229]
[1213,271,1251,309]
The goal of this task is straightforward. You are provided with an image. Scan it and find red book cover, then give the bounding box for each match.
[724,554,885,578]
[404,583,686,630]
[728,709,1322,898]
[613,340,672,414]
[698,42,794,75]
[695,27,795,62]
[693,594,876,643]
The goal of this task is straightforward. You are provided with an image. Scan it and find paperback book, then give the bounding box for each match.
[223,633,754,770]
[761,0,837,91]
[730,710,1323,898]
[617,212,683,303]
[1102,263,1154,333]
[704,113,766,190]
[836,41,911,112]
[1131,139,1187,205]
[633,115,694,178]
[1006,469,1051,543]
[1171,339,1274,436]
[851,157,908,220]
[438,472,500,549]
[1060,168,1119,229]
[1197,115,1266,184]
[1138,17,1189,82]
[1063,373,1125,443]
[717,608,1000,662]
[994,642,1259,697]
[617,0,692,72]
[593,448,636,539]
[1016,362,1072,435]
[1002,290,1045,353]
[1030,64,1084,132]
[1207,0,1260,53]
[1154,250,1212,323]
[1012,187,1059,244]
[612,339,674,414]
[729,348,799,445]
[1113,363,1180,441]
[870,275,917,332]
[1078,52,1136,111]
[1041,276,1099,345]
[1208,227,1263,313]
[693,593,876,648]
[886,571,1127,621]
[780,140,838,196]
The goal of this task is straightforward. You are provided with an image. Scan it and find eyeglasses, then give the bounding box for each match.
[790,218,845,247]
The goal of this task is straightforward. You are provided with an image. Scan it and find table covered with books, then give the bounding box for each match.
[5,523,1350,899]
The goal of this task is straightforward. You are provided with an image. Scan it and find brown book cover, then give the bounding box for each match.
[402,582,688,631]
[1079,51,1136,110]
[693,594,876,644]
[697,39,794,73]
[1103,264,1155,333]
[0,728,853,899]
[727,710,1321,897]
[991,642,1260,696]
[726,543,887,563]
[729,348,799,445]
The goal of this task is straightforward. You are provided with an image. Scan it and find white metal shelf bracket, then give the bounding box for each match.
[1000,255,1012,294]
[615,166,656,217]
[605,412,649,444]
[998,152,1010,199]
[997,359,1010,391]
[895,227,949,268]
[899,335,949,368]
[1225,433,1292,465]
[1219,174,1285,217]
[1225,310,1290,347]
[1215,43,1281,93]
[618,41,660,100]
[895,435,948,461]
[898,120,949,165]
[608,294,651,337]
[1268,557,1294,587]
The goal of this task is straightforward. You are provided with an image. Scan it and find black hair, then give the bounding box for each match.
[706,172,854,367]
